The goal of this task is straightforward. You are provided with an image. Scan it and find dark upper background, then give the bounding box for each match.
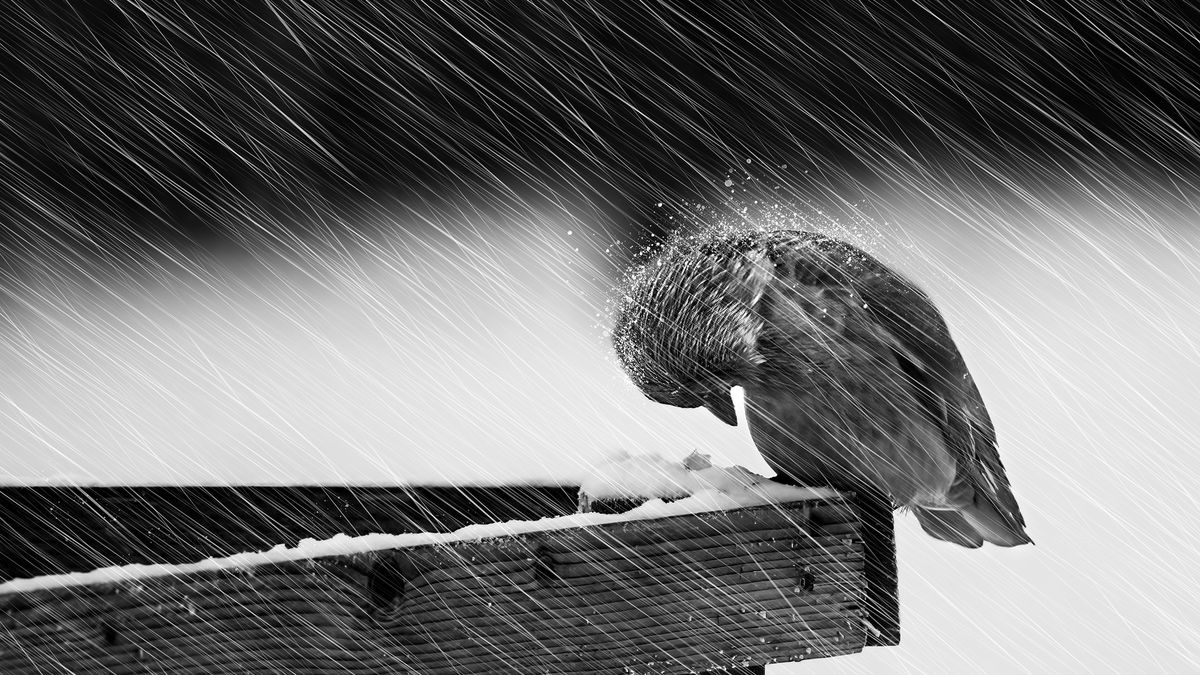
[3,1,1199,267]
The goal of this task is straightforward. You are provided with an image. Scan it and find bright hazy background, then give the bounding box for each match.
[2,189,1198,672]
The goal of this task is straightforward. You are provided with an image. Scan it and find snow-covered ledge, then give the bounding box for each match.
[0,455,896,674]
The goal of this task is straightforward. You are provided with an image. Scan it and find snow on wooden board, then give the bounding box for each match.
[0,494,871,675]
[0,455,834,595]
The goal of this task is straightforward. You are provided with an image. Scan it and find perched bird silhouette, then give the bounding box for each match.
[613,229,1030,548]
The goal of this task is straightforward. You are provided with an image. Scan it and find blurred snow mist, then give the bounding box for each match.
[0,196,764,486]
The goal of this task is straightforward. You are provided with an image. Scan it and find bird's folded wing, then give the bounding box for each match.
[767,231,1028,533]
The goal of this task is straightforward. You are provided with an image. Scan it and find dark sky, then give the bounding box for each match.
[2,1,1199,264]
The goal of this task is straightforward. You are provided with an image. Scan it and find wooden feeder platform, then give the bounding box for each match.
[0,485,898,673]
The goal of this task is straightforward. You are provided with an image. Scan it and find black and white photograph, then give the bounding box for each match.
[1,2,1198,673]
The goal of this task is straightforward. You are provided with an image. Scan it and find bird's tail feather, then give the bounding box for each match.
[914,507,983,548]
[961,493,1033,547]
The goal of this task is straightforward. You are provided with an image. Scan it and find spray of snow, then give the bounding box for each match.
[579,450,836,504]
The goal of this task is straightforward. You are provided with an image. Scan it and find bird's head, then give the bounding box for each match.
[611,232,772,426]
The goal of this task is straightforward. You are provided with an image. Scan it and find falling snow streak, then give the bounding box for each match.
[1,2,1200,674]
[3,3,1200,260]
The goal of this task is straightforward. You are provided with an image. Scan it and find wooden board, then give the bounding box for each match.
[0,486,579,583]
[0,498,871,674]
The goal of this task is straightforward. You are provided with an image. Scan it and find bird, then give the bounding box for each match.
[612,228,1030,548]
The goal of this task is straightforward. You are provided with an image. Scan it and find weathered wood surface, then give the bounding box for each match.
[0,486,579,583]
[0,498,872,674]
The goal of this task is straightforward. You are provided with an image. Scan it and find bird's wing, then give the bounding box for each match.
[763,231,1027,534]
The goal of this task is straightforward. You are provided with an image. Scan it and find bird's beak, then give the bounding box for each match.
[701,390,738,427]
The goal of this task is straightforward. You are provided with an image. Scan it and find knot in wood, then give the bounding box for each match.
[531,545,559,587]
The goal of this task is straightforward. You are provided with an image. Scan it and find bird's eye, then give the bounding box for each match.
[645,385,701,408]
[671,387,704,408]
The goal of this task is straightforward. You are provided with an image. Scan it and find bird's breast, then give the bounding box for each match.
[744,360,956,505]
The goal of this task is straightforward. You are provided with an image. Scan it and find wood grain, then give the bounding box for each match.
[0,497,876,674]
